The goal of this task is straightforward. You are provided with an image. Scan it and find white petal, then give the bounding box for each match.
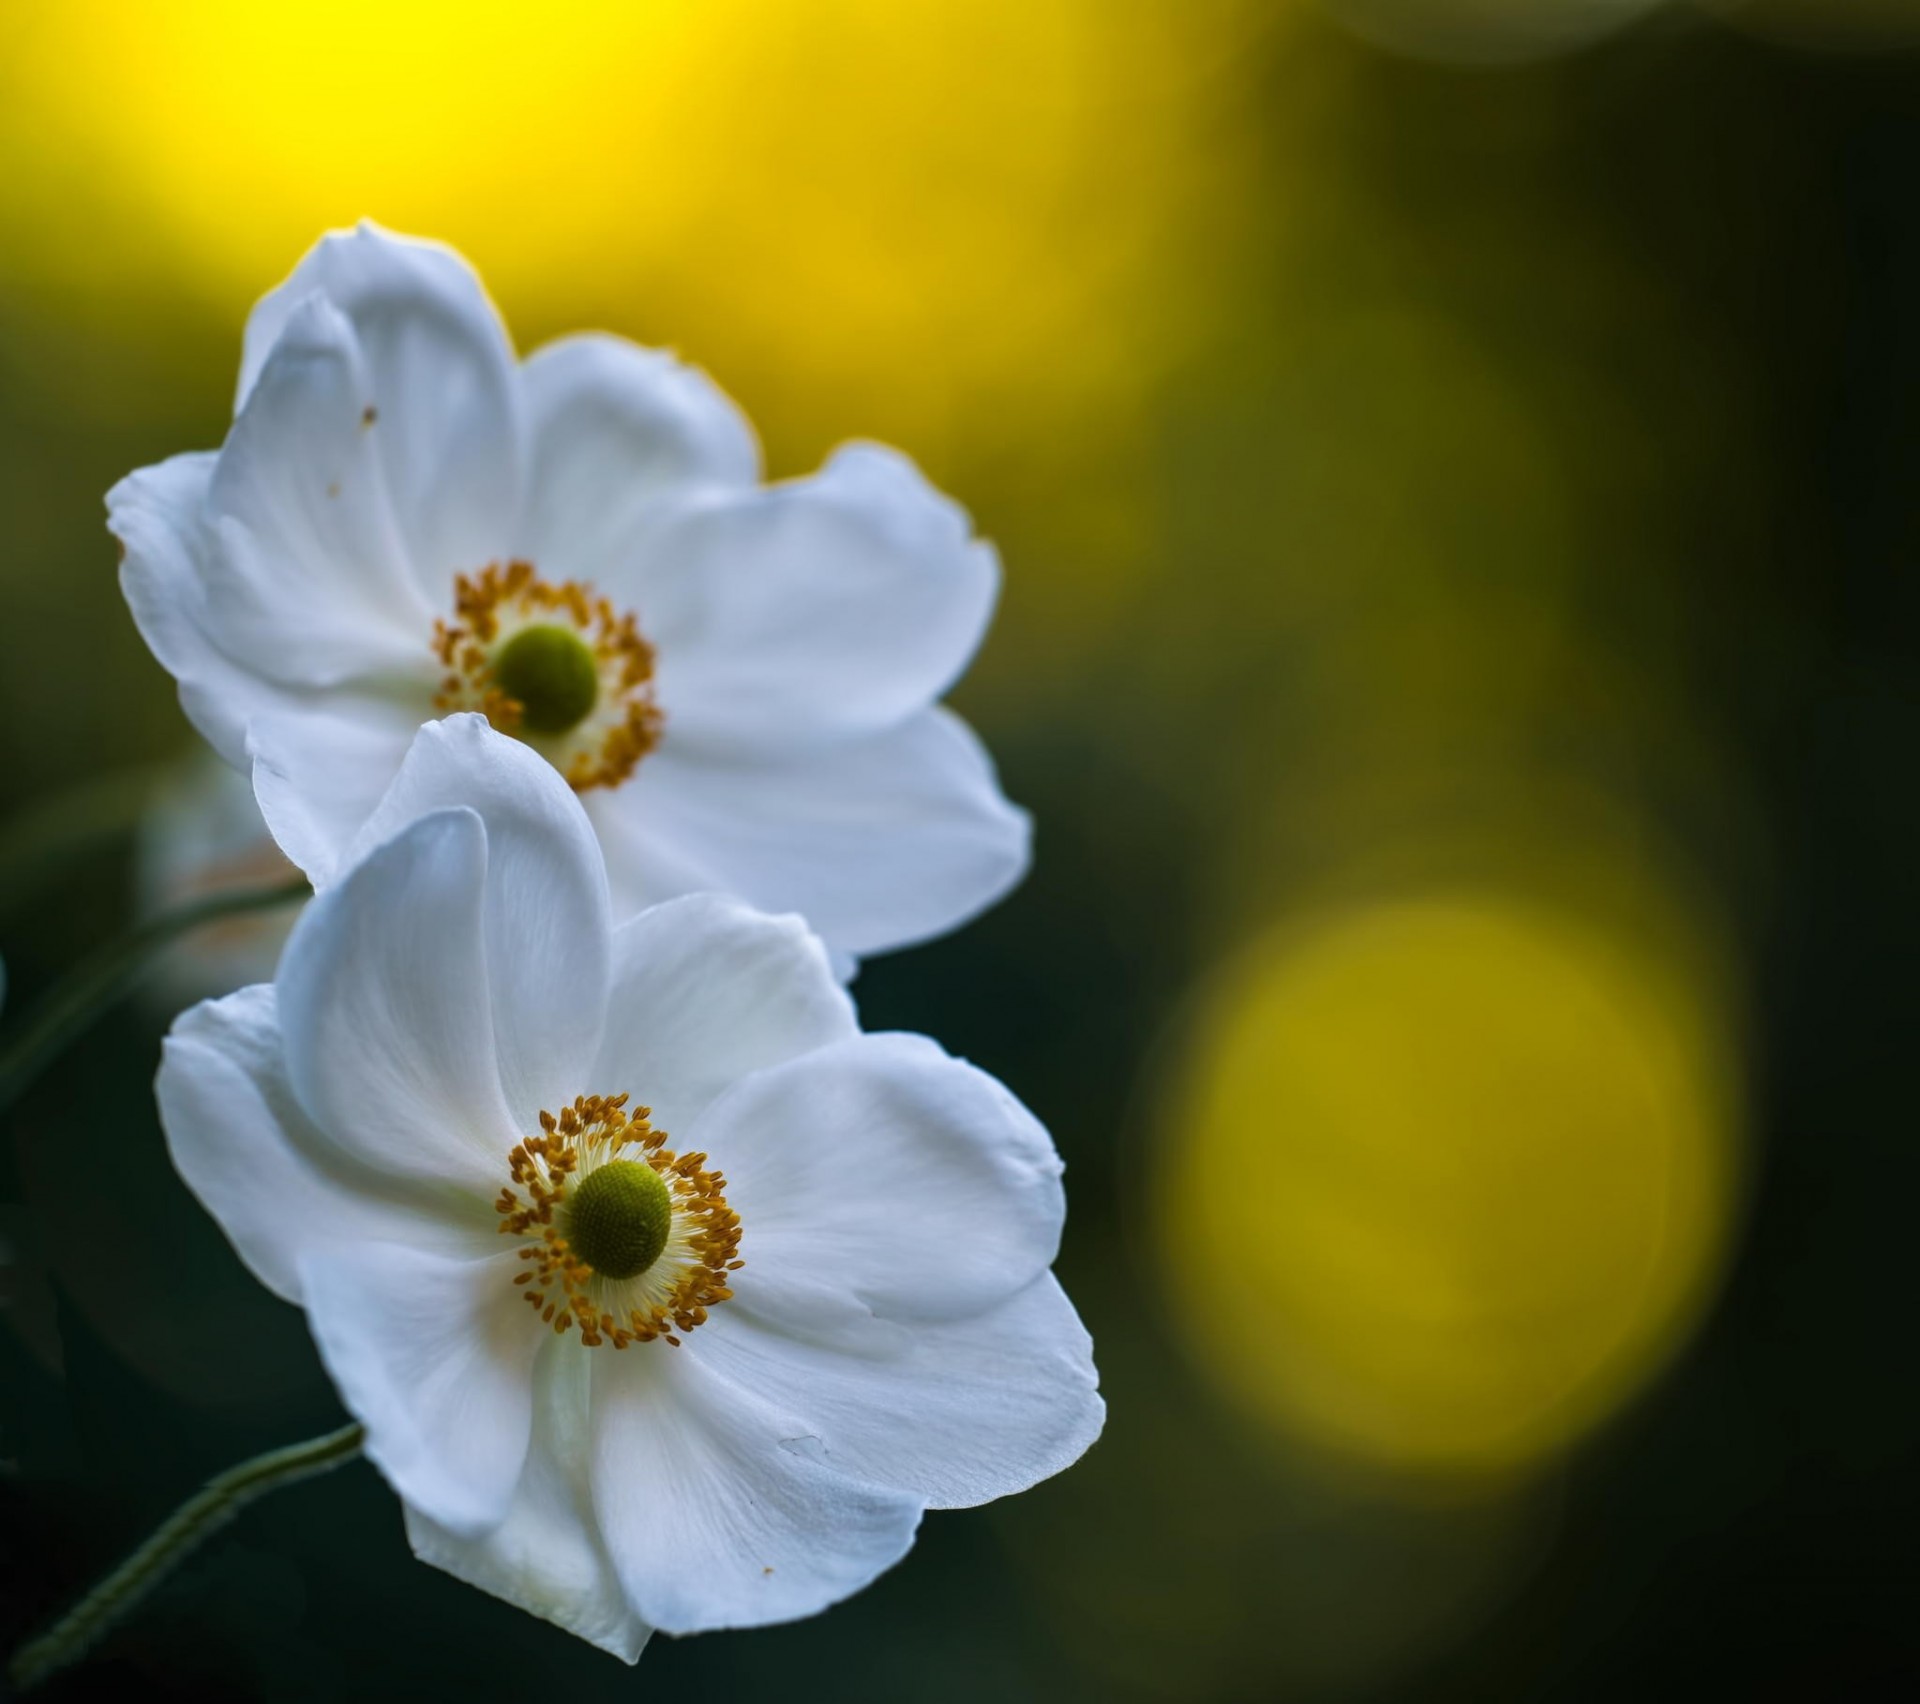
[248,697,419,889]
[344,717,612,1125]
[589,1345,922,1634]
[302,1240,539,1538]
[404,1339,652,1664]
[698,1273,1103,1509]
[276,809,516,1197]
[207,295,434,682]
[239,222,522,595]
[697,1033,1065,1323]
[640,443,999,751]
[519,333,759,589]
[158,985,488,1307]
[612,707,1029,958]
[587,895,855,1139]
[111,452,274,767]
[583,784,728,922]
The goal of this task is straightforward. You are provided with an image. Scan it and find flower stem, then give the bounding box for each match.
[7,1421,366,1695]
[0,876,310,1115]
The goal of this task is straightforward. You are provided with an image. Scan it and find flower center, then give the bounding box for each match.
[495,1092,743,1348]
[433,562,663,792]
[492,624,599,735]
[563,1159,670,1279]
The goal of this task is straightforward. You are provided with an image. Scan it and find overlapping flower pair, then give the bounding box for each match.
[111,224,1100,1664]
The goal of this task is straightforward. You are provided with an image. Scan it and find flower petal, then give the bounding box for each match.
[696,1033,1065,1323]
[640,443,999,751]
[588,895,855,1138]
[301,1240,539,1538]
[698,1273,1103,1509]
[344,717,612,1125]
[111,451,277,768]
[606,707,1029,957]
[589,1345,922,1634]
[581,786,724,922]
[276,808,516,1197]
[519,333,759,589]
[207,295,434,682]
[159,985,490,1307]
[404,1339,652,1664]
[239,222,523,597]
[248,696,419,889]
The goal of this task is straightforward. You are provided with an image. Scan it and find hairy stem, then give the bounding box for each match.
[8,1422,365,1695]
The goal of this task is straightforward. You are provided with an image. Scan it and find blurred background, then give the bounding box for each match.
[1,0,1917,1697]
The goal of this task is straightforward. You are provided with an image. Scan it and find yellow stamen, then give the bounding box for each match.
[432,561,663,792]
[494,1092,743,1349]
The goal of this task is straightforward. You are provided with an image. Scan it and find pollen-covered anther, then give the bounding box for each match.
[495,1092,743,1349]
[433,561,663,792]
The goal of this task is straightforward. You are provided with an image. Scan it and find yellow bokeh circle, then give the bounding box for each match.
[1156,893,1742,1484]
[0,0,1267,464]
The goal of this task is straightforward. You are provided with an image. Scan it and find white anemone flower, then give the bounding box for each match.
[112,222,1029,969]
[154,715,1101,1660]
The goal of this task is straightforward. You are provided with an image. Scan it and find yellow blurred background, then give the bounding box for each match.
[5,2,1918,1700]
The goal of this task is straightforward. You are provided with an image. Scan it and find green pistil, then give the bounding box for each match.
[493,624,599,735]
[566,1160,672,1280]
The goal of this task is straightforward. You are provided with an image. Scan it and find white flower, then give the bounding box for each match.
[112,222,1029,969]
[155,715,1100,1661]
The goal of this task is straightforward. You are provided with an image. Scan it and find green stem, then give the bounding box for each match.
[0,877,310,1115]
[7,1422,366,1695]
